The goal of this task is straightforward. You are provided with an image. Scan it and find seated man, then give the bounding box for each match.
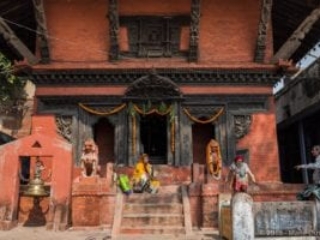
[132,153,159,193]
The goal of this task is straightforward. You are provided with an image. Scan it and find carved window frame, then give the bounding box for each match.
[119,16,189,58]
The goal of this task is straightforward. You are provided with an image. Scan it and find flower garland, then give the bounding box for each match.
[79,103,126,116]
[133,104,172,116]
[183,107,224,124]
[128,102,176,155]
[79,101,177,155]
[206,139,222,180]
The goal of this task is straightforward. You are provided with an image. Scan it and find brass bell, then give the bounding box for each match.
[24,177,49,197]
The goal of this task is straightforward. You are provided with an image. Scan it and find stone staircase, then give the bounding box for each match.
[111,185,193,240]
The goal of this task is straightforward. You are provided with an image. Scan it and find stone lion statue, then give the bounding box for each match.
[80,138,99,177]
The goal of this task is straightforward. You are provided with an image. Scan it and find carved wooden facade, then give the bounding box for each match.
[33,69,270,166]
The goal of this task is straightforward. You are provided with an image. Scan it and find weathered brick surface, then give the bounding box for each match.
[18,197,50,225]
[42,0,271,64]
[115,165,191,186]
[72,196,100,226]
[72,177,116,227]
[0,116,73,229]
[6,0,284,232]
[237,99,281,182]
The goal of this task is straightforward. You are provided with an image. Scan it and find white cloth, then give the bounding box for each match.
[229,162,250,182]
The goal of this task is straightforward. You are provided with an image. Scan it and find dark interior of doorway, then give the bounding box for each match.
[93,118,115,177]
[192,123,215,165]
[140,114,167,164]
[277,124,303,183]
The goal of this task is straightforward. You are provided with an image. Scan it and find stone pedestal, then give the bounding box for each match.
[72,176,116,229]
[232,193,254,240]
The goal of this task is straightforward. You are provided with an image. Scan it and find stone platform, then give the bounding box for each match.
[0,226,221,240]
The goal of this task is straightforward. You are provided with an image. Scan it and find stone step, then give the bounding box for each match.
[114,234,188,240]
[121,214,184,227]
[123,203,183,214]
[119,226,186,235]
[125,193,181,204]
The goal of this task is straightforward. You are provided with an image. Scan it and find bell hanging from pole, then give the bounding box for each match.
[24,177,49,197]
[23,158,49,197]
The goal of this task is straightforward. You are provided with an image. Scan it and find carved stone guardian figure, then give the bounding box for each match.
[206,139,222,180]
[80,139,99,177]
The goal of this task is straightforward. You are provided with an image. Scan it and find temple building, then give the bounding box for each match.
[1,0,320,237]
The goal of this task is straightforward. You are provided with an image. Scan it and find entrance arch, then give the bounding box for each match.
[124,70,183,165]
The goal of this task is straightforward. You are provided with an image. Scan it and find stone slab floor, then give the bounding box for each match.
[0,226,221,240]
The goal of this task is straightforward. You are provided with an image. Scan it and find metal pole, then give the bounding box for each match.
[298,120,308,184]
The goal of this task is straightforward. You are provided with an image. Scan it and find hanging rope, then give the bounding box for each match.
[183,107,224,124]
[79,103,126,115]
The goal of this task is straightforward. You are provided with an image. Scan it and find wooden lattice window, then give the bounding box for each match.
[119,16,189,58]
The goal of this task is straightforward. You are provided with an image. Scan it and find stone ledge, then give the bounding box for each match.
[0,220,18,231]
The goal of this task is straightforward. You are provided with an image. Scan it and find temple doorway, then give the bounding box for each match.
[93,118,115,177]
[140,114,167,164]
[192,123,215,164]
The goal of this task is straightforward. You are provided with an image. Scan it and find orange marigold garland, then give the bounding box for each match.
[79,103,126,115]
[183,107,224,124]
[206,139,222,180]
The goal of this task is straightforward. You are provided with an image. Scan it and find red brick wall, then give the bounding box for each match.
[45,0,108,62]
[35,85,272,97]
[237,97,281,182]
[189,183,220,229]
[72,196,101,226]
[72,178,116,228]
[200,0,260,62]
[43,0,270,64]
[115,165,192,186]
[18,197,50,225]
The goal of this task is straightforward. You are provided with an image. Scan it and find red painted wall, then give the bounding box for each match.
[0,116,73,229]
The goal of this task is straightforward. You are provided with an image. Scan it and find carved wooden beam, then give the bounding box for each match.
[32,0,50,63]
[254,0,273,63]
[0,17,38,65]
[188,0,201,62]
[271,5,320,63]
[108,0,120,61]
